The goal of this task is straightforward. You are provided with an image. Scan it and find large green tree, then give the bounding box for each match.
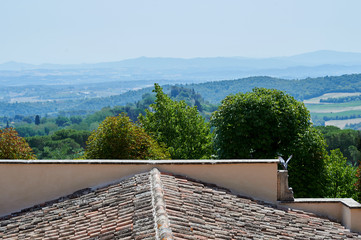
[211,88,310,159]
[139,84,213,159]
[0,128,36,159]
[211,88,328,197]
[84,113,169,160]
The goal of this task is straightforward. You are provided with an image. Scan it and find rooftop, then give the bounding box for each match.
[1,168,360,239]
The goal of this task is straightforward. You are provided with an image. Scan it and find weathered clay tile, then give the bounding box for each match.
[0,169,361,239]
[160,172,361,239]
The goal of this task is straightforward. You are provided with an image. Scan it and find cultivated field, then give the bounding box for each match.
[325,118,361,129]
[304,92,361,129]
[303,92,361,104]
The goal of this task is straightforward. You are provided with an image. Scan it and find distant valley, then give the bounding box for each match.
[2,50,361,129]
[2,74,361,130]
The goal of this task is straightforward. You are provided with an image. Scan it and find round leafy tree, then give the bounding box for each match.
[139,83,213,159]
[211,88,328,197]
[0,128,36,159]
[84,113,170,159]
[211,88,310,159]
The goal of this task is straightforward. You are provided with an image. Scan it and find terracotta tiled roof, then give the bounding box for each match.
[1,168,361,239]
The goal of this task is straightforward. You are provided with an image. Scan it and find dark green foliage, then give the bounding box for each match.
[26,129,91,159]
[139,84,214,159]
[70,116,82,124]
[0,128,35,159]
[324,149,358,199]
[84,113,170,160]
[287,127,328,197]
[211,88,310,159]
[15,125,38,137]
[41,138,82,159]
[55,116,70,127]
[167,86,218,120]
[211,88,328,197]
[190,74,361,103]
[35,115,40,125]
[316,126,361,166]
[51,129,90,148]
[320,94,361,103]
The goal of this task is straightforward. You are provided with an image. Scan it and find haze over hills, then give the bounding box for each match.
[1,50,361,87]
[2,73,361,117]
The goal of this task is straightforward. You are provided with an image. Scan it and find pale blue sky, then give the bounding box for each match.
[1,0,361,64]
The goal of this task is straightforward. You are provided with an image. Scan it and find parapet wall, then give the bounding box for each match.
[1,159,360,234]
[0,159,278,217]
[280,198,361,234]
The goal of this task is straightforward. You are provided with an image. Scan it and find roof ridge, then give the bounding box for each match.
[150,168,174,240]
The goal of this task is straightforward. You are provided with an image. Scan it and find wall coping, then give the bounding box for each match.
[0,159,279,164]
[282,198,361,209]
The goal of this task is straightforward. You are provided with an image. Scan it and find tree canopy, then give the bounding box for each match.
[211,88,328,197]
[0,128,35,159]
[324,149,358,199]
[84,113,169,160]
[139,84,213,159]
[316,126,361,166]
[27,129,90,159]
[211,88,310,159]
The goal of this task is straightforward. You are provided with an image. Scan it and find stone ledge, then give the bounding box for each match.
[0,159,279,164]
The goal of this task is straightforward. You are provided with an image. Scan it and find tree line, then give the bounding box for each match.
[320,95,361,103]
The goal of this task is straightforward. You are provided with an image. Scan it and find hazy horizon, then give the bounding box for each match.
[2,0,361,65]
[2,50,361,66]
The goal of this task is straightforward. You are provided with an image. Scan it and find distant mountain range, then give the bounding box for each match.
[1,50,361,85]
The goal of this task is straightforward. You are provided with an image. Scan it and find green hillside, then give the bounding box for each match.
[2,74,361,124]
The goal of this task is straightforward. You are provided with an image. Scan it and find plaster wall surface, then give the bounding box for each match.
[0,160,278,217]
[350,208,361,233]
[281,199,361,234]
[281,201,343,221]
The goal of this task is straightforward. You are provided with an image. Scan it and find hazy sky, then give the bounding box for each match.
[1,0,361,64]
